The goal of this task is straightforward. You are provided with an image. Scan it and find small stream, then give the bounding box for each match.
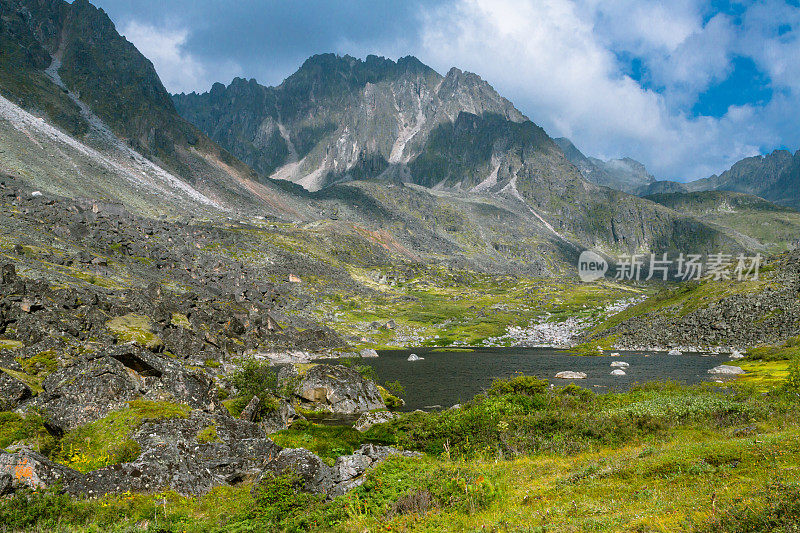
[353,347,730,411]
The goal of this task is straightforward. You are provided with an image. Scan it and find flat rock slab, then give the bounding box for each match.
[555,371,587,379]
[708,365,746,375]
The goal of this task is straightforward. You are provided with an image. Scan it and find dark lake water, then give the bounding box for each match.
[355,347,729,411]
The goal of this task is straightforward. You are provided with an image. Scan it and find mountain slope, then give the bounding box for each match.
[0,0,311,218]
[175,55,744,257]
[687,149,800,210]
[645,190,800,252]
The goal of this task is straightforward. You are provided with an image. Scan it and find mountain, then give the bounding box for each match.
[645,190,800,252]
[0,0,310,218]
[174,55,743,257]
[174,55,527,191]
[687,149,800,210]
[553,137,656,194]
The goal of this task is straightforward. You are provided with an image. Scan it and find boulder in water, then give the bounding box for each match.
[668,348,682,356]
[295,364,385,414]
[407,354,423,362]
[610,361,629,368]
[555,371,587,379]
[610,369,626,376]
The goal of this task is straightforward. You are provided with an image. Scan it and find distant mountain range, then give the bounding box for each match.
[553,138,656,195]
[173,54,745,256]
[2,0,795,272]
[686,149,800,210]
[555,136,800,212]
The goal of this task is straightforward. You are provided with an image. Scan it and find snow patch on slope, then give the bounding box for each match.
[38,58,218,207]
[0,91,218,208]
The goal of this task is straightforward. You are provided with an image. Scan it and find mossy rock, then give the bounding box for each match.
[54,400,190,472]
[196,424,221,444]
[107,313,163,351]
[171,313,191,329]
[0,339,24,351]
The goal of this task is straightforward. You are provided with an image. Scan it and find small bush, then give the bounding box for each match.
[0,487,90,530]
[337,357,378,382]
[243,472,324,532]
[228,359,280,418]
[384,380,406,396]
[0,411,56,454]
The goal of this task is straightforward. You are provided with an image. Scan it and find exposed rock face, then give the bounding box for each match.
[0,448,84,492]
[687,149,800,210]
[0,370,32,409]
[257,444,421,498]
[173,55,741,258]
[34,345,217,431]
[554,138,655,194]
[260,399,300,434]
[0,412,282,496]
[591,251,800,350]
[353,410,397,432]
[295,364,385,414]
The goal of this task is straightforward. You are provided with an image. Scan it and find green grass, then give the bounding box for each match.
[270,420,393,464]
[106,313,164,351]
[54,400,190,472]
[0,412,56,454]
[196,424,221,444]
[0,339,24,351]
[322,268,641,348]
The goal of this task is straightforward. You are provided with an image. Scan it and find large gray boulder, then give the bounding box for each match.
[258,448,334,494]
[295,365,384,414]
[708,365,745,375]
[0,448,85,493]
[0,412,282,497]
[257,444,421,498]
[260,399,301,434]
[34,345,217,431]
[0,370,32,409]
[555,371,587,379]
[353,410,397,432]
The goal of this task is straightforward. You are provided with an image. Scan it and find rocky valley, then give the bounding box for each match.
[1,0,800,531]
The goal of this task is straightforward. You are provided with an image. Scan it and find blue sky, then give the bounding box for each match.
[89,0,800,181]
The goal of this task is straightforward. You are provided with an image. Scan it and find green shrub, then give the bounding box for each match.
[337,357,378,382]
[0,411,56,454]
[384,380,406,396]
[241,472,324,532]
[228,360,280,419]
[0,487,91,530]
[487,374,548,397]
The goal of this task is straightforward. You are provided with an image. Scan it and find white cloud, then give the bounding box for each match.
[121,21,242,94]
[411,0,795,181]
